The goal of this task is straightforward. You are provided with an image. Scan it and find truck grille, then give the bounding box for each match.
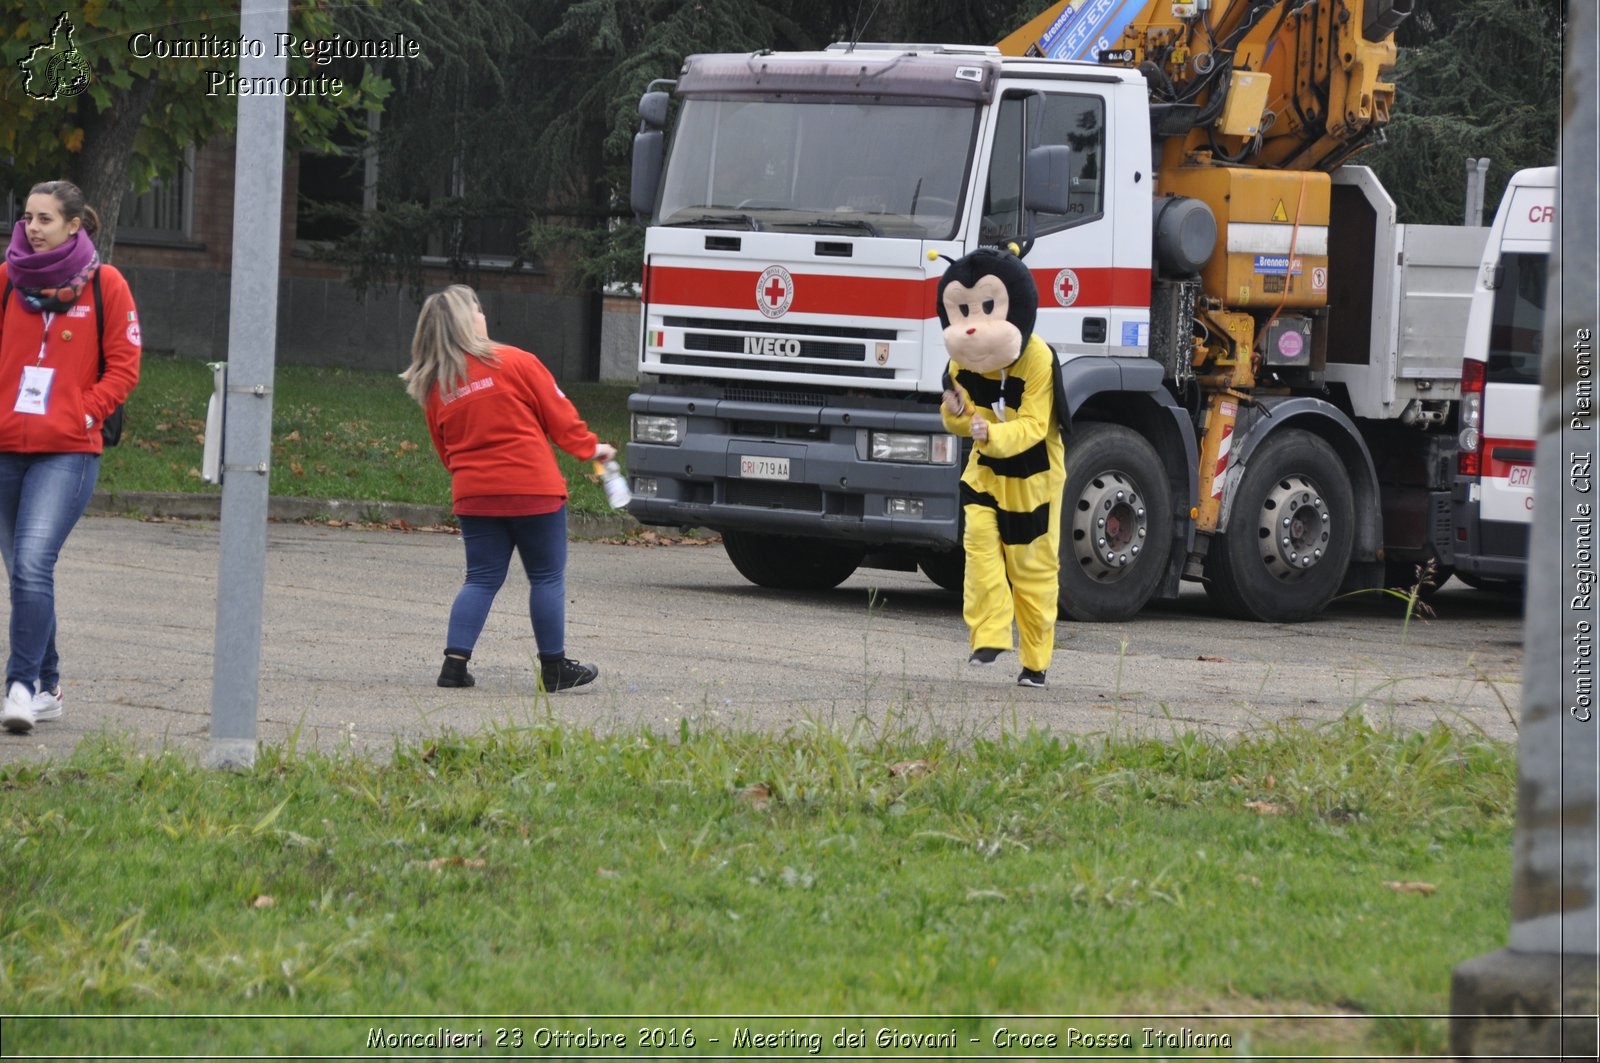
[725,481,823,510]
[660,354,895,380]
[684,333,863,361]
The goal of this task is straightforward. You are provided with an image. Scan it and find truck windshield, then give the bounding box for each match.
[657,96,978,240]
[1487,251,1547,385]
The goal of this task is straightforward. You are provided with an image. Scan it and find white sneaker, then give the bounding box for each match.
[31,686,62,721]
[2,682,37,735]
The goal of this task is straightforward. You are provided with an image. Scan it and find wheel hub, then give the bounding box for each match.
[1071,471,1148,583]
[1256,475,1330,583]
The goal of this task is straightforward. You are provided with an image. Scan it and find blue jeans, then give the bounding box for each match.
[447,509,569,660]
[0,452,99,693]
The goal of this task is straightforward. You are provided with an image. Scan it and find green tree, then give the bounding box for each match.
[1366,0,1562,223]
[1,1,390,260]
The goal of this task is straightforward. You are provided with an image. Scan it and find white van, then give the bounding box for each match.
[1451,166,1555,588]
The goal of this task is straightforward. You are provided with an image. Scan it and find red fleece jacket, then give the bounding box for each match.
[424,344,599,506]
[0,263,142,454]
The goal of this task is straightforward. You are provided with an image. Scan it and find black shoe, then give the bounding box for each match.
[968,647,1004,666]
[437,656,475,688]
[540,657,598,692]
[1017,668,1047,688]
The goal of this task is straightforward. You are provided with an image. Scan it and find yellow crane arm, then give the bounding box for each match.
[996,0,1410,172]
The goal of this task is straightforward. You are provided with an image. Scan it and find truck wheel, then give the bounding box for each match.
[1384,555,1453,600]
[1205,430,1354,622]
[918,549,964,592]
[722,530,862,591]
[1058,423,1173,623]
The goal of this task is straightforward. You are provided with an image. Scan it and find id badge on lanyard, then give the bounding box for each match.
[15,313,55,416]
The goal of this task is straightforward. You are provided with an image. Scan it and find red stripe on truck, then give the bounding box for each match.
[647,265,1152,320]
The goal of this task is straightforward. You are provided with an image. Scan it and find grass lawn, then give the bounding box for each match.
[1,713,1514,1058]
[99,353,634,516]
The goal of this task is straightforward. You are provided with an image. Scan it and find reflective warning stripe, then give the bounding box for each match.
[1211,422,1234,500]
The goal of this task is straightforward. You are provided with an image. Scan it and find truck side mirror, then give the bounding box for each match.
[1024,145,1072,216]
[639,90,670,130]
[632,89,673,220]
[631,128,664,220]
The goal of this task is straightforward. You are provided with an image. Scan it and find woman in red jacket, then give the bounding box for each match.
[403,284,613,693]
[0,180,140,734]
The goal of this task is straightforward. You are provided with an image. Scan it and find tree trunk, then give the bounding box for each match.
[66,79,159,263]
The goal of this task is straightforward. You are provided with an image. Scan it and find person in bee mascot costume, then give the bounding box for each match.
[937,246,1064,688]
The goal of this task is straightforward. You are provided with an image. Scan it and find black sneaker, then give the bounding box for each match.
[968,647,1005,666]
[437,656,475,688]
[540,657,599,692]
[1017,668,1047,688]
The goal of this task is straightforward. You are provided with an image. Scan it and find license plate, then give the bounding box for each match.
[739,455,790,480]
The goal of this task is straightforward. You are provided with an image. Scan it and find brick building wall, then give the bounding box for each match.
[100,138,596,380]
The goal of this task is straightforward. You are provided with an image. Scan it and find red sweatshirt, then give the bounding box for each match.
[0,263,142,454]
[424,344,599,508]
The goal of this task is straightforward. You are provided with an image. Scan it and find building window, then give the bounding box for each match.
[118,147,194,242]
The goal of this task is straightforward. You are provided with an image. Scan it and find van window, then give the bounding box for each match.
[1487,251,1546,385]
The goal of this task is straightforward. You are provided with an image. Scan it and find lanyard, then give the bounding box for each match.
[35,312,54,366]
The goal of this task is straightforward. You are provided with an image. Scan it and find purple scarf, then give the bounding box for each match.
[4,220,100,313]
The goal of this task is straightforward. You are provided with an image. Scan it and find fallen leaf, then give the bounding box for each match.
[1236,873,1262,887]
[416,856,487,871]
[1245,800,1286,815]
[1382,880,1437,896]
[597,867,621,880]
[290,461,304,477]
[888,759,931,778]
[285,430,301,442]
[1266,773,1276,790]
[1230,774,1248,786]
[739,784,772,811]
[250,894,276,908]
[1197,654,1229,662]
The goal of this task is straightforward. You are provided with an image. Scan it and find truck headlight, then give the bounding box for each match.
[632,414,685,445]
[870,432,957,464]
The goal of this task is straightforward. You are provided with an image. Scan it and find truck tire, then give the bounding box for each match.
[1204,429,1354,622]
[1058,423,1173,622]
[918,549,964,593]
[722,530,863,591]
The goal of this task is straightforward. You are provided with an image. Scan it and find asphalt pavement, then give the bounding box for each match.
[0,501,1527,768]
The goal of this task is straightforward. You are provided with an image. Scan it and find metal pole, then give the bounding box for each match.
[1450,0,1599,1054]
[1464,156,1490,227]
[207,0,286,770]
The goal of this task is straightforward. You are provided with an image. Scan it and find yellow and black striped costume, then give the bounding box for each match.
[941,333,1064,671]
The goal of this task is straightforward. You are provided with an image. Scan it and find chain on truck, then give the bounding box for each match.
[624,0,1492,623]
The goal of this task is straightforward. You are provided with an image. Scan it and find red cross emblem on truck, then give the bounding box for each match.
[1052,268,1080,307]
[757,265,795,318]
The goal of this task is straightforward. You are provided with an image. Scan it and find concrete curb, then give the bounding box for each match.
[85,490,647,540]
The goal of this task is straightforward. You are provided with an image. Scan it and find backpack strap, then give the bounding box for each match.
[93,269,106,380]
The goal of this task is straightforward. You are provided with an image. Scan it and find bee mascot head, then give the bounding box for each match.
[935,246,1037,374]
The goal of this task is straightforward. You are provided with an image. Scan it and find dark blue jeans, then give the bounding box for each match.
[0,452,99,693]
[447,509,569,661]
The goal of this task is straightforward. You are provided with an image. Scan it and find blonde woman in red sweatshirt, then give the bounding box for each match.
[403,285,613,693]
[0,181,140,735]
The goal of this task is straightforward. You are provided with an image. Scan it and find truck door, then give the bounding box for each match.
[977,84,1136,359]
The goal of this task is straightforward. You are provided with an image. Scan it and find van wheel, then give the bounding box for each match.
[1205,430,1354,622]
[722,530,862,590]
[1058,423,1173,622]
